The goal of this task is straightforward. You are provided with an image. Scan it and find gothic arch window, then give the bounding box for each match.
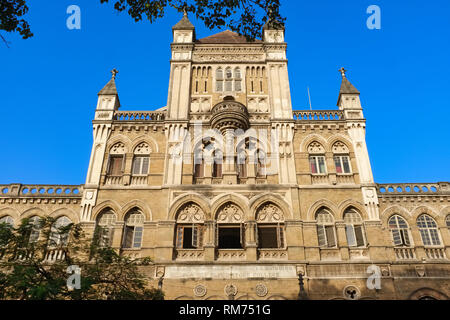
[417,214,441,246]
[122,209,144,249]
[343,208,366,247]
[215,202,245,249]
[256,203,285,249]
[108,142,125,176]
[332,142,351,174]
[28,216,42,243]
[95,209,117,247]
[175,203,205,249]
[49,216,72,247]
[316,208,336,247]
[388,215,411,247]
[308,142,326,174]
[0,215,14,226]
[132,142,150,176]
[212,149,223,178]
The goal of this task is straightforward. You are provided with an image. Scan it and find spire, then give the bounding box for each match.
[98,69,118,95]
[172,10,195,30]
[337,67,360,106]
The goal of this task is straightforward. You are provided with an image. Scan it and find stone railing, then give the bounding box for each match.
[44,248,66,262]
[0,184,83,198]
[377,182,450,196]
[216,249,246,261]
[130,176,147,186]
[394,247,416,260]
[104,175,123,186]
[425,248,446,260]
[311,175,329,185]
[336,174,354,184]
[175,249,205,261]
[113,111,166,122]
[258,249,288,260]
[293,110,345,121]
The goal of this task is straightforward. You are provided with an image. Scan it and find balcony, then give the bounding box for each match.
[424,248,446,260]
[293,110,345,121]
[104,175,123,186]
[394,247,416,260]
[113,111,166,122]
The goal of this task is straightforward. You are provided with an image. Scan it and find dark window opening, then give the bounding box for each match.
[218,227,243,249]
[182,227,195,249]
[258,227,278,248]
[108,156,124,175]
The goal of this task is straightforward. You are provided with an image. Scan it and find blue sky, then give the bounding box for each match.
[1,0,449,185]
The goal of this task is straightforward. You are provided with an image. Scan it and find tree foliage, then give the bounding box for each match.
[0,218,164,300]
[100,0,285,39]
[0,0,33,46]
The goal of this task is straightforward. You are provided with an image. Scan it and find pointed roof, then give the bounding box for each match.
[172,12,195,30]
[98,78,118,95]
[196,30,262,44]
[337,68,359,105]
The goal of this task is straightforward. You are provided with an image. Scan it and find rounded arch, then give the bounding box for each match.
[210,193,249,220]
[299,134,328,153]
[192,130,224,156]
[92,200,121,222]
[0,207,21,221]
[20,207,46,220]
[337,200,368,221]
[409,288,448,300]
[249,193,292,221]
[130,135,159,153]
[306,199,338,221]
[48,208,79,223]
[380,205,411,226]
[120,200,152,222]
[106,134,132,153]
[440,205,450,218]
[410,205,441,224]
[326,134,354,153]
[168,193,211,221]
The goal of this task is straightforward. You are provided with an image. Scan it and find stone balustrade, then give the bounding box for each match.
[377,182,450,196]
[0,184,83,198]
[175,249,205,261]
[394,247,416,260]
[425,248,446,260]
[113,111,166,122]
[258,249,288,260]
[293,110,345,121]
[216,249,246,261]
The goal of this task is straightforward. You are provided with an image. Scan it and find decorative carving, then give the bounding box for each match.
[216,203,243,223]
[343,285,360,300]
[415,265,426,277]
[156,266,165,278]
[307,141,325,154]
[255,284,268,297]
[224,284,237,297]
[177,203,205,223]
[134,142,151,155]
[256,203,284,222]
[332,141,349,154]
[110,142,125,154]
[194,284,207,297]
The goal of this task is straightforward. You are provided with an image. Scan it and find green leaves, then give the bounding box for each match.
[0,0,33,46]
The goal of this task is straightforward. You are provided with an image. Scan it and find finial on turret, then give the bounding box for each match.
[339,67,347,79]
[111,68,119,80]
[183,5,188,17]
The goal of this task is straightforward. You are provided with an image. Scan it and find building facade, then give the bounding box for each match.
[1,14,449,300]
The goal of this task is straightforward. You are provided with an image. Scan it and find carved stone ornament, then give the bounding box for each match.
[415,265,426,277]
[255,284,268,297]
[307,141,325,154]
[343,285,360,300]
[194,284,207,297]
[217,203,243,223]
[332,141,349,154]
[134,142,151,155]
[110,142,125,154]
[256,203,284,222]
[85,191,94,200]
[224,284,237,297]
[177,203,205,223]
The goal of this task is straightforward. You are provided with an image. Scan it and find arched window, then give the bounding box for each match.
[216,68,224,92]
[212,150,223,178]
[175,203,205,249]
[234,68,242,91]
[316,208,336,247]
[255,149,266,177]
[28,216,41,243]
[344,208,366,247]
[216,203,245,249]
[132,142,150,176]
[256,203,285,249]
[49,216,72,247]
[122,209,144,249]
[417,214,441,246]
[0,216,14,226]
[332,142,351,174]
[388,215,411,247]
[96,210,117,247]
[108,142,125,176]
[308,142,326,174]
[446,215,450,230]
[225,67,233,91]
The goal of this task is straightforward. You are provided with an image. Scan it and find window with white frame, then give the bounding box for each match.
[388,215,411,247]
[49,216,72,247]
[417,214,441,246]
[334,155,351,174]
[310,156,327,174]
[122,210,144,249]
[176,225,204,249]
[215,66,242,93]
[344,208,366,247]
[132,156,149,175]
[316,208,336,247]
[96,210,116,247]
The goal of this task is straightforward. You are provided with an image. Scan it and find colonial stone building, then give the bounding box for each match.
[1,14,449,300]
